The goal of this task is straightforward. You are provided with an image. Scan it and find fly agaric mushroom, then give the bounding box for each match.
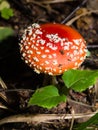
[19,23,87,75]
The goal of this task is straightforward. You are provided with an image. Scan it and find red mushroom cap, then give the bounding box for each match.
[19,23,87,75]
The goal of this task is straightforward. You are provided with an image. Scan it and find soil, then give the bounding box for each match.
[0,0,98,129]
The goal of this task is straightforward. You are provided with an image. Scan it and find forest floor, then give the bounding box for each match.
[0,0,98,129]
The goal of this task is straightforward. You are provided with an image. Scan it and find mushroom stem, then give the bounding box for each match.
[42,75,58,87]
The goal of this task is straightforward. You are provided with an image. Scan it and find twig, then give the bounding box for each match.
[87,45,98,49]
[67,98,96,109]
[0,93,7,102]
[28,0,72,4]
[61,0,87,24]
[0,111,98,126]
[0,77,7,89]
[0,88,34,93]
[0,77,8,102]
[38,0,72,4]
[0,104,8,109]
[66,9,98,26]
[70,108,75,130]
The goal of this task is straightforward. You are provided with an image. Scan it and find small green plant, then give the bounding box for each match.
[0,1,14,41]
[29,85,66,109]
[28,69,98,129]
[0,0,14,19]
[0,27,14,41]
[28,69,98,109]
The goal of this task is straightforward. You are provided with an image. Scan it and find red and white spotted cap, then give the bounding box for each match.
[19,23,87,75]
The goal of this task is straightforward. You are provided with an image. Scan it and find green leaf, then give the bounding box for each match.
[1,8,14,19]
[75,112,98,130]
[28,85,66,109]
[62,69,98,92]
[0,27,14,41]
